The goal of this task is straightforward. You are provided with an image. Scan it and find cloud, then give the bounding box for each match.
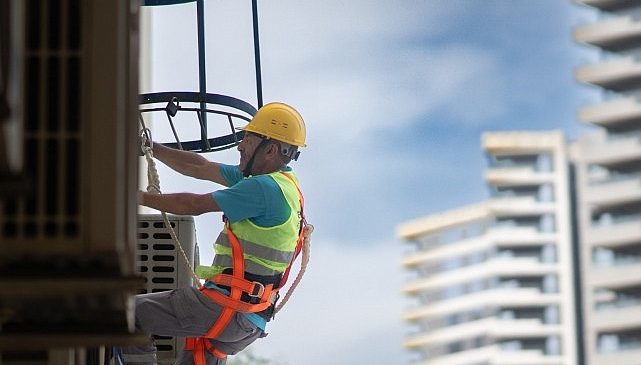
[261,17,510,139]
[247,238,410,365]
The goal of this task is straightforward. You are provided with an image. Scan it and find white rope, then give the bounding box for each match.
[275,223,313,315]
[141,131,203,289]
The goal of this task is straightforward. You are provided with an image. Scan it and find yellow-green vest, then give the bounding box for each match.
[196,170,301,279]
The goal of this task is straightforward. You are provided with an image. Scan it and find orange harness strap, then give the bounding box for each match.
[200,284,274,313]
[205,220,249,338]
[184,221,247,363]
[278,172,306,289]
[185,172,306,364]
[184,337,227,360]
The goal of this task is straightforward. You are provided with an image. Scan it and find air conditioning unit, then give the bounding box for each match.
[137,214,199,365]
[0,0,142,348]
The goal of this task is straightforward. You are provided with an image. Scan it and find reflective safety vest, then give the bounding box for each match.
[209,170,302,277]
[185,171,307,364]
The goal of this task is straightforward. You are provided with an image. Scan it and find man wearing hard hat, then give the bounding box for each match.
[126,102,309,365]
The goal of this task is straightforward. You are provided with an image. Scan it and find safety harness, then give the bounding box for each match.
[184,172,308,364]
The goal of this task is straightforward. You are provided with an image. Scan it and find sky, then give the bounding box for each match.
[140,1,599,364]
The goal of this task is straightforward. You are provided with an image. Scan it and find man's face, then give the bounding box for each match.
[237,132,264,171]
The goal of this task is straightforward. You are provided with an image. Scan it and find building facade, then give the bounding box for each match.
[574,0,641,363]
[400,1,641,364]
[399,132,578,365]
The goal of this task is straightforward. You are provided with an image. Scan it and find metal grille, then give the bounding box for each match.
[137,214,198,365]
[1,0,83,243]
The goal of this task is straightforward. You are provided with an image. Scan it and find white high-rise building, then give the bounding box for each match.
[574,0,641,364]
[399,132,578,365]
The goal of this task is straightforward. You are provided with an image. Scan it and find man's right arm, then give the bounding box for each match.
[152,142,229,186]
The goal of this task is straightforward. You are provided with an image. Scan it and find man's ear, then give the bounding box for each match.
[265,142,280,160]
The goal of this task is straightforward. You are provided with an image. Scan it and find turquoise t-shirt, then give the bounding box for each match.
[211,164,291,226]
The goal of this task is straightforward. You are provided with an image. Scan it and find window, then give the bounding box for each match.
[536,153,553,172]
[544,305,559,324]
[541,244,556,263]
[540,214,555,232]
[593,248,614,266]
[538,184,553,202]
[546,336,561,355]
[500,340,522,351]
[543,275,558,293]
[598,334,619,353]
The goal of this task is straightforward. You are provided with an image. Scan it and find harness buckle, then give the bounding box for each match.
[249,281,265,298]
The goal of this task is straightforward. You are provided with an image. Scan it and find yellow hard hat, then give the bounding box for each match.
[243,102,306,147]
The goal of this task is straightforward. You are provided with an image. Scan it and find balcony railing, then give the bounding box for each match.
[575,56,641,92]
[587,218,641,246]
[577,97,641,127]
[584,176,641,207]
[403,288,559,322]
[488,197,556,216]
[574,15,641,51]
[485,167,554,186]
[575,0,640,12]
[579,132,641,164]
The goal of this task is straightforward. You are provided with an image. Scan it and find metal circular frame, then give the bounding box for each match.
[139,92,257,153]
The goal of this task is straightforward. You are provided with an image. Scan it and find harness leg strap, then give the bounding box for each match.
[185,338,227,364]
[186,221,246,363]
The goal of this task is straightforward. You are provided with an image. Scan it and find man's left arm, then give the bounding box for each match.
[139,191,220,216]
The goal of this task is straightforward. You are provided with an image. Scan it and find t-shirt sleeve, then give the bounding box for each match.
[219,163,244,186]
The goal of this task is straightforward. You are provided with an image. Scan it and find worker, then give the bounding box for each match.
[122,102,307,365]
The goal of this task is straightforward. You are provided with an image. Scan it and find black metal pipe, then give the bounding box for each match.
[196,0,208,148]
[252,0,263,108]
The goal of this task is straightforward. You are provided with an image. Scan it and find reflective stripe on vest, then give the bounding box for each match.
[200,170,301,279]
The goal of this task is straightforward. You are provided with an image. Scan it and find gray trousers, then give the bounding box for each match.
[121,286,266,365]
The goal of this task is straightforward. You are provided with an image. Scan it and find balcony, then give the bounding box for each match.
[575,56,641,92]
[488,197,556,217]
[492,351,564,365]
[405,317,495,348]
[490,319,560,338]
[578,133,641,165]
[412,346,563,365]
[491,257,558,276]
[409,345,498,365]
[403,288,559,321]
[574,16,641,51]
[583,176,641,207]
[403,258,556,294]
[487,226,557,244]
[590,264,641,288]
[594,347,641,365]
[405,318,558,349]
[574,0,640,11]
[587,219,641,247]
[577,97,641,127]
[402,236,488,268]
[488,227,557,245]
[485,167,554,186]
[593,304,641,332]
